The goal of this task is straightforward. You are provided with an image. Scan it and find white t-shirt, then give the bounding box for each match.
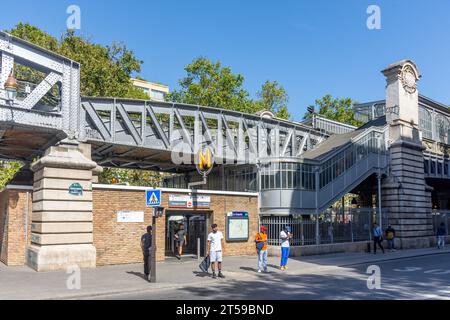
[280,231,290,248]
[208,231,224,252]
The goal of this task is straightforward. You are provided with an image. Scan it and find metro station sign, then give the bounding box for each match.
[168,195,211,209]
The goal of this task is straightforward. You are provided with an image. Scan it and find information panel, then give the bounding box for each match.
[226,212,249,241]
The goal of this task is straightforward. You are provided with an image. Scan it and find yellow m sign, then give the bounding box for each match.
[197,147,214,174]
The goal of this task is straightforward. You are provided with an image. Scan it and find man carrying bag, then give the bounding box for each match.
[255,226,269,273]
[199,255,211,273]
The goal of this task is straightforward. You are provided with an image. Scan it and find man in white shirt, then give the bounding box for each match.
[280,226,292,271]
[207,224,225,279]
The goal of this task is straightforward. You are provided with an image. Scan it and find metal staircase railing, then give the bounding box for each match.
[259,126,389,215]
[313,126,389,213]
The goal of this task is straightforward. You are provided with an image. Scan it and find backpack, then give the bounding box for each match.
[255,233,265,251]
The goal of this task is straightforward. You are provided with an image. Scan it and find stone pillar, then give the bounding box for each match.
[26,143,97,271]
[381,60,434,249]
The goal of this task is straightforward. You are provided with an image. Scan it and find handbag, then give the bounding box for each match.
[199,255,211,273]
[256,241,265,252]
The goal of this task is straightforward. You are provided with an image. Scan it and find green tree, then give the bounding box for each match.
[0,161,23,188]
[304,94,362,127]
[168,57,255,113]
[257,80,290,119]
[99,168,167,187]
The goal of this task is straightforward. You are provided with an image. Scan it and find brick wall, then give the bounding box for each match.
[0,188,32,266]
[93,187,258,266]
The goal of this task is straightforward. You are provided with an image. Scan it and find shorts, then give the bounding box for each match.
[176,240,184,247]
[210,250,223,262]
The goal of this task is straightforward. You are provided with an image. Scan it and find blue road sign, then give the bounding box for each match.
[146,189,161,207]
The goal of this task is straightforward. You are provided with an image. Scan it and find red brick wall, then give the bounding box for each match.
[0,189,32,266]
[92,188,258,266]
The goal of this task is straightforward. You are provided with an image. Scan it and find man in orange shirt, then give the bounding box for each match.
[255,226,269,273]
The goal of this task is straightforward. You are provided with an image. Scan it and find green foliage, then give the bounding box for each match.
[257,80,291,119]
[0,161,23,188]
[304,94,363,127]
[99,168,168,187]
[168,57,291,120]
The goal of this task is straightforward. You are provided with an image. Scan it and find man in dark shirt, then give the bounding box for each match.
[385,225,396,251]
[175,223,187,260]
[141,226,153,280]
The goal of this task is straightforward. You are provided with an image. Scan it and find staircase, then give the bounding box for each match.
[260,125,389,215]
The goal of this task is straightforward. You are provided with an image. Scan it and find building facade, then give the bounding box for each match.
[131,78,169,101]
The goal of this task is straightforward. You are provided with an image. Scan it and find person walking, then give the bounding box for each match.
[373,222,385,254]
[328,223,334,244]
[140,225,153,281]
[174,223,187,260]
[207,224,225,279]
[280,226,292,271]
[255,226,269,273]
[385,225,396,251]
[437,222,447,249]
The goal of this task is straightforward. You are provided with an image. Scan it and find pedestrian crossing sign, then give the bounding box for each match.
[146,189,161,207]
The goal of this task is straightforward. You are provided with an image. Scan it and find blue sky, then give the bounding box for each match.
[1,0,450,121]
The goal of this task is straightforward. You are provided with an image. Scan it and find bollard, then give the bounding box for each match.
[197,238,201,261]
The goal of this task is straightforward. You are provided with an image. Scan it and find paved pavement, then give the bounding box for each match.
[95,253,450,300]
[0,247,449,300]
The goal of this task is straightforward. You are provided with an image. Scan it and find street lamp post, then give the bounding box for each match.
[4,71,18,103]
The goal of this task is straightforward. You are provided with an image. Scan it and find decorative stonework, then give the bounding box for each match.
[401,64,419,94]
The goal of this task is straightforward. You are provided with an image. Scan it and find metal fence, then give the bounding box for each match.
[432,210,450,236]
[261,208,389,246]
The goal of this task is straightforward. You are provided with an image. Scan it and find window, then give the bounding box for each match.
[150,89,166,101]
[419,106,432,140]
[137,86,150,96]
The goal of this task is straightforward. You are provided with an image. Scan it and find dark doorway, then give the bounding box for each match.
[165,211,209,258]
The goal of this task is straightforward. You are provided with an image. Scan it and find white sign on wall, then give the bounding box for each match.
[117,211,144,223]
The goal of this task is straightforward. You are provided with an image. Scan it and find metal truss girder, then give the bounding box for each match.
[297,133,310,156]
[199,111,215,147]
[146,104,170,148]
[173,108,192,149]
[280,129,293,157]
[0,52,14,100]
[220,114,237,157]
[20,72,62,109]
[84,102,112,141]
[242,119,257,156]
[0,32,69,74]
[116,103,142,146]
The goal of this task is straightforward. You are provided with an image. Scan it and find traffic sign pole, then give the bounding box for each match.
[146,189,161,283]
[150,207,157,283]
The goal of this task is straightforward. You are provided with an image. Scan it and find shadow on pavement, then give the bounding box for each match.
[126,271,147,281]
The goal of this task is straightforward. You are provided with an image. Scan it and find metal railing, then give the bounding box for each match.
[261,208,389,246]
[312,115,357,135]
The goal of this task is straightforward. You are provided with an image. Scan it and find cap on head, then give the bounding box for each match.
[260,226,267,232]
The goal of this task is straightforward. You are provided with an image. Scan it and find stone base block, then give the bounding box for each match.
[397,237,433,250]
[26,244,96,272]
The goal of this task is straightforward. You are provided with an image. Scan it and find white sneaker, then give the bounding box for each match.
[258,269,262,273]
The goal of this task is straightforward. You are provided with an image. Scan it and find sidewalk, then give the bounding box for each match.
[1,247,449,300]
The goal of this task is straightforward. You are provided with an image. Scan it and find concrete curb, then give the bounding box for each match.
[339,250,450,267]
[48,249,450,300]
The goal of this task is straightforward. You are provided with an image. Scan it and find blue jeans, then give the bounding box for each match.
[280,247,290,267]
[387,239,395,250]
[258,250,268,271]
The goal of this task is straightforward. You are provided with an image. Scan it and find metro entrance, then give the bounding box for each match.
[165,211,210,258]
